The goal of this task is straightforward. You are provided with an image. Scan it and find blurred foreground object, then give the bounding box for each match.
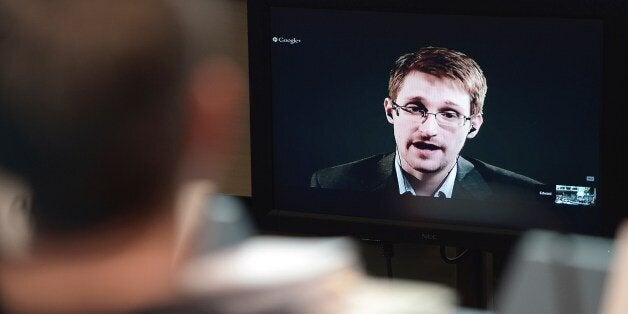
[599,221,628,314]
[495,229,614,314]
[176,235,457,314]
[175,188,459,313]
[177,192,457,313]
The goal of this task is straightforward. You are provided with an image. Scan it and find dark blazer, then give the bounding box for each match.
[310,152,543,202]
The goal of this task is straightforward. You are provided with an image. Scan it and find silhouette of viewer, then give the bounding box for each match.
[0,1,245,312]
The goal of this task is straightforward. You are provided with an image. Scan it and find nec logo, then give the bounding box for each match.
[421,233,438,241]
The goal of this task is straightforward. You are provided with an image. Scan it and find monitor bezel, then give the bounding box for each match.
[248,0,626,249]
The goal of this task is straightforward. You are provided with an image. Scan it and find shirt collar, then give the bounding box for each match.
[394,153,457,198]
[435,162,457,198]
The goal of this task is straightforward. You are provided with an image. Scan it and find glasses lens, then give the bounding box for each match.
[436,112,463,126]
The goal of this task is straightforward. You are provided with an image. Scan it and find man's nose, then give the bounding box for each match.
[418,114,439,136]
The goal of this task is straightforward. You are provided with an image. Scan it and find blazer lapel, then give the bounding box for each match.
[454,156,493,200]
[369,152,396,192]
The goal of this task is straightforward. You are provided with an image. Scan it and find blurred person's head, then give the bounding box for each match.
[0,0,244,312]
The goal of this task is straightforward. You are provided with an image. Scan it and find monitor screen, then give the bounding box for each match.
[248,0,625,247]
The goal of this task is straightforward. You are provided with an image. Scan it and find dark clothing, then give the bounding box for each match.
[310,153,542,202]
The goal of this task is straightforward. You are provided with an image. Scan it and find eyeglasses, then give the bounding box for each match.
[391,101,473,127]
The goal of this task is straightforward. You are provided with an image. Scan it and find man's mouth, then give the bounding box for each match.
[412,142,441,151]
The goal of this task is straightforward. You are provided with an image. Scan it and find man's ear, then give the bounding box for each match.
[466,114,483,139]
[180,57,245,183]
[384,98,395,124]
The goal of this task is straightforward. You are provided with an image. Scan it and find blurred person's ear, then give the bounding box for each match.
[174,58,244,265]
[0,172,32,260]
[179,57,245,184]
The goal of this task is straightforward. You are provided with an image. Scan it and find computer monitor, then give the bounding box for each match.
[248,0,626,249]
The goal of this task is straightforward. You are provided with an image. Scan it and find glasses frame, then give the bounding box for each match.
[390,100,474,127]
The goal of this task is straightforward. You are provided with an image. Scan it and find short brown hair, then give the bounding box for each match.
[388,47,487,115]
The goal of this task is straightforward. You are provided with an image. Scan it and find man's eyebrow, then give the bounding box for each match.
[405,97,425,104]
[406,97,462,109]
[444,100,463,108]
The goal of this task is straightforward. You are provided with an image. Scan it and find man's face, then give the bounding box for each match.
[384,71,483,179]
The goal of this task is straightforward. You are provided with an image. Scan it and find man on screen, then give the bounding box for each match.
[311,46,542,201]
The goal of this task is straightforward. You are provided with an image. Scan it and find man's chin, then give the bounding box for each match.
[407,160,442,174]
[412,167,440,174]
